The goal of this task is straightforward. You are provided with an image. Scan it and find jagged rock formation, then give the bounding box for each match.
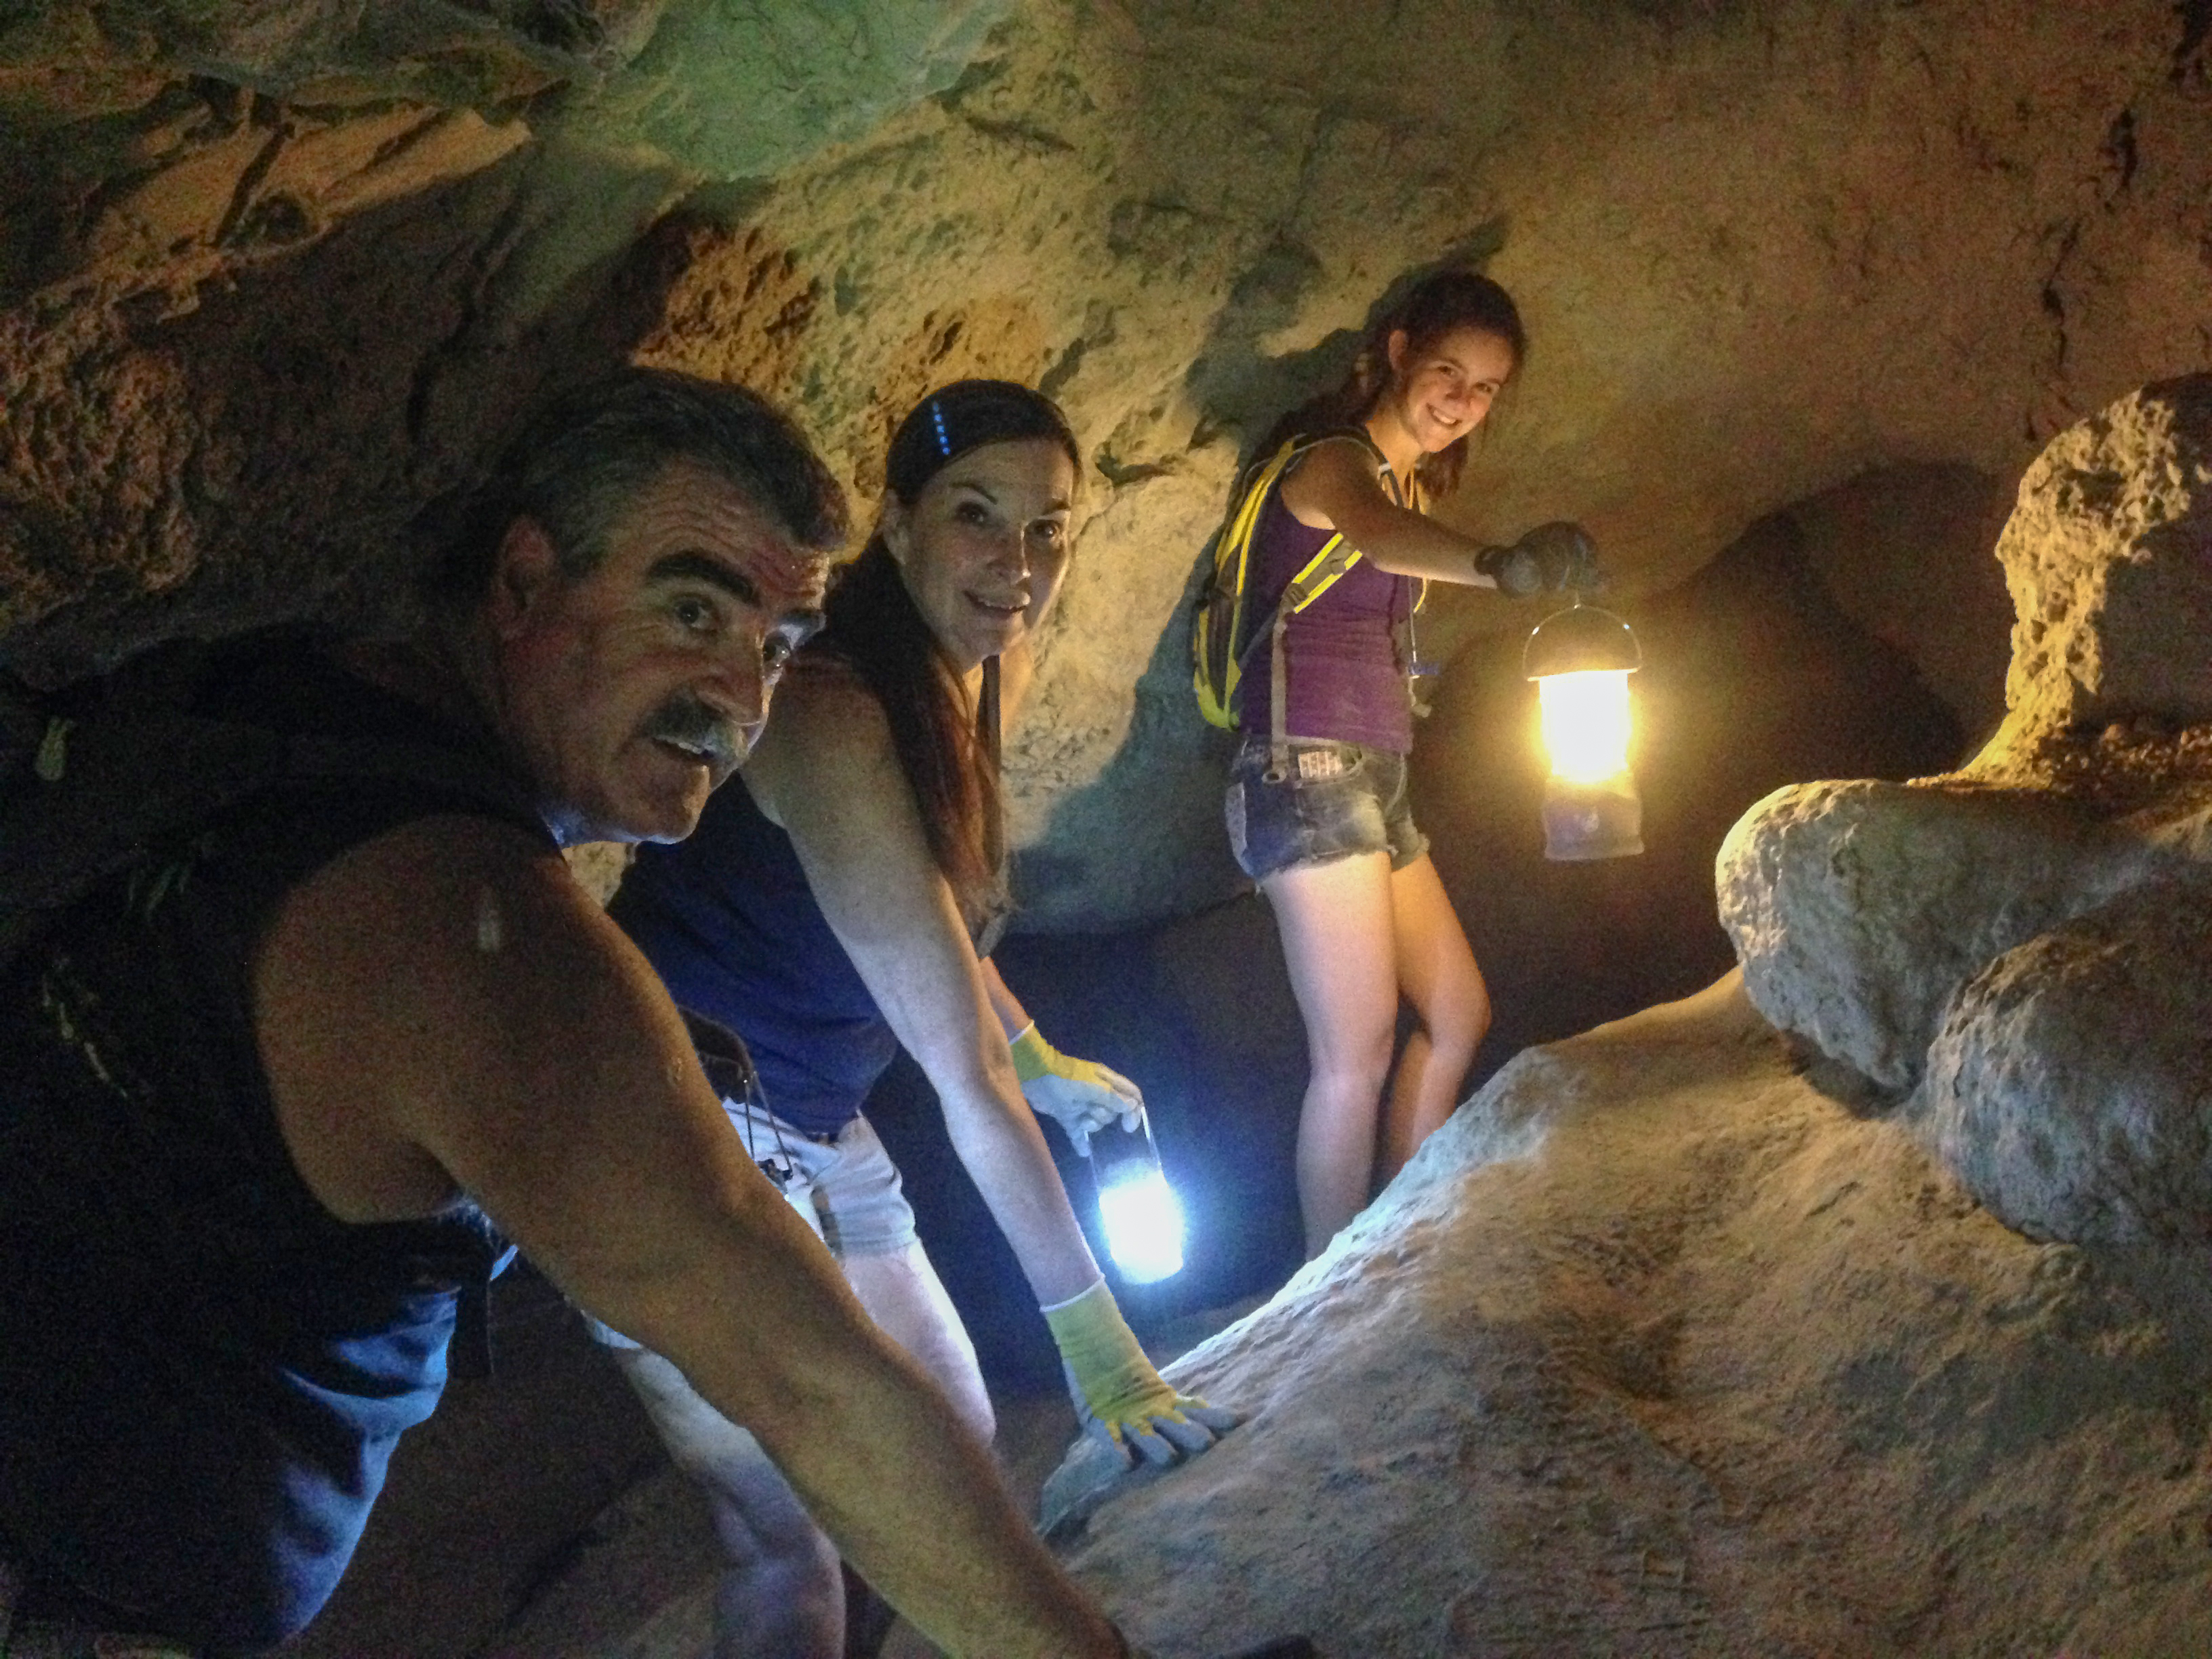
[1997,375,2212,741]
[5,0,2212,928]
[1719,376,2212,1242]
[1921,880,2212,1247]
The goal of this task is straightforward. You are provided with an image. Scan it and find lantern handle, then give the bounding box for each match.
[1522,601,1643,680]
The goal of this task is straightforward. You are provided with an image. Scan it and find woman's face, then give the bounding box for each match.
[883,436,1078,671]
[1383,324,1518,455]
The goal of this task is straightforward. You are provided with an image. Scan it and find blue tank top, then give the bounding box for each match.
[1235,474,1416,754]
[0,634,536,1650]
[611,777,897,1138]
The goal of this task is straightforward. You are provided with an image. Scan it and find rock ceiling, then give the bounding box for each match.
[4,0,2210,925]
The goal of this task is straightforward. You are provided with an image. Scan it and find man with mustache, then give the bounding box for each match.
[0,370,1128,1658]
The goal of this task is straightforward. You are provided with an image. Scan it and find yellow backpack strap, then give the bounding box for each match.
[1284,533,1357,613]
[1204,438,1315,720]
[1253,430,1389,778]
[1276,426,1393,614]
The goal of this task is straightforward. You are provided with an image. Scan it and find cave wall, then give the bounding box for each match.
[5,0,2211,932]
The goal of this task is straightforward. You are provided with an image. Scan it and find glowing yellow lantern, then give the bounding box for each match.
[1523,602,1644,861]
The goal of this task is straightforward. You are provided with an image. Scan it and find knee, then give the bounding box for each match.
[924,1347,995,1447]
[1307,1023,1397,1094]
[966,1387,998,1450]
[1422,976,1492,1061]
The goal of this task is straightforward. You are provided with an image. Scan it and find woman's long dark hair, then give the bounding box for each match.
[812,380,1081,928]
[1263,268,1525,500]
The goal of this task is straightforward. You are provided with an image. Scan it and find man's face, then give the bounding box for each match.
[489,460,830,843]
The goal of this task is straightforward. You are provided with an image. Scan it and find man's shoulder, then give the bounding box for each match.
[281,813,577,966]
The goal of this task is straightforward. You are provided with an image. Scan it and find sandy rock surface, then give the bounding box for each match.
[1713,777,2179,1089]
[1918,878,2212,1248]
[5,1,2212,926]
[1053,977,2212,1657]
[1997,373,2212,742]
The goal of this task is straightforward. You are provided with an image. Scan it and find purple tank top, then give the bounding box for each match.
[1236,476,1415,754]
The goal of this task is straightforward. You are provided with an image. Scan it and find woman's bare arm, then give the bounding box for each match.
[1277,435,1503,586]
[981,956,1034,1038]
[745,665,1106,1308]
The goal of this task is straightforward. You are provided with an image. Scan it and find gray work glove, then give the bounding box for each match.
[1010,1021,1141,1155]
[1476,520,1601,596]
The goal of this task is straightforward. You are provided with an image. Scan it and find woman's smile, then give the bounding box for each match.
[886,435,1077,669]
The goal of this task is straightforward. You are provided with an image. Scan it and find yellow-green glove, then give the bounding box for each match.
[1040,1278,1240,1467]
[1009,1023,1143,1155]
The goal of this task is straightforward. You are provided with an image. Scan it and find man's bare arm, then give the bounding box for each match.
[251,815,1118,1659]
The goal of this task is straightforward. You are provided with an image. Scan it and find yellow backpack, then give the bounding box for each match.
[1190,429,1420,767]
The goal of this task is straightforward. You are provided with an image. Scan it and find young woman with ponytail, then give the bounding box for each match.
[1229,269,1598,1256]
[598,380,1236,1659]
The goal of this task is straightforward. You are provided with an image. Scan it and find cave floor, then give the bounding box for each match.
[294,1271,1246,1658]
[1054,978,2212,1657]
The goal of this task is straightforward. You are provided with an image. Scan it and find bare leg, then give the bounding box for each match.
[615,1243,993,1659]
[615,1345,845,1659]
[834,1246,996,1658]
[840,1245,994,1443]
[1261,851,1400,1256]
[1378,853,1490,1183]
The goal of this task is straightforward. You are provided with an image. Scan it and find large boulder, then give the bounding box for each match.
[1917,879,2212,1246]
[1714,777,2176,1088]
[1049,981,2212,1656]
[1998,375,2212,742]
[1720,376,2212,1091]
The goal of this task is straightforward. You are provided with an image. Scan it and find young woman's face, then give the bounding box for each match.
[884,436,1078,672]
[1383,324,1518,455]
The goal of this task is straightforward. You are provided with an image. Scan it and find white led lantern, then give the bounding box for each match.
[1084,1109,1185,1285]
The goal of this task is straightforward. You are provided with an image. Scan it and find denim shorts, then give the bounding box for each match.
[588,1107,916,1351]
[1225,734,1430,882]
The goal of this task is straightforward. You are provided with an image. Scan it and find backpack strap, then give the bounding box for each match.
[0,716,544,913]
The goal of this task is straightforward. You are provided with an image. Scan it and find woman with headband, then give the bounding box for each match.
[597,380,1237,1659]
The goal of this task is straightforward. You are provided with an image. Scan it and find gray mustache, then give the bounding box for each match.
[642,695,745,772]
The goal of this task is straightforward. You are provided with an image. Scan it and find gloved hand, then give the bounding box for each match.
[1475,520,1601,597]
[1042,1279,1242,1467]
[1009,1022,1143,1155]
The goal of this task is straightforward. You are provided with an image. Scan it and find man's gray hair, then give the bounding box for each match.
[423,369,847,604]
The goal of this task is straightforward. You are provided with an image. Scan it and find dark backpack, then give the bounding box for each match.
[0,637,545,979]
